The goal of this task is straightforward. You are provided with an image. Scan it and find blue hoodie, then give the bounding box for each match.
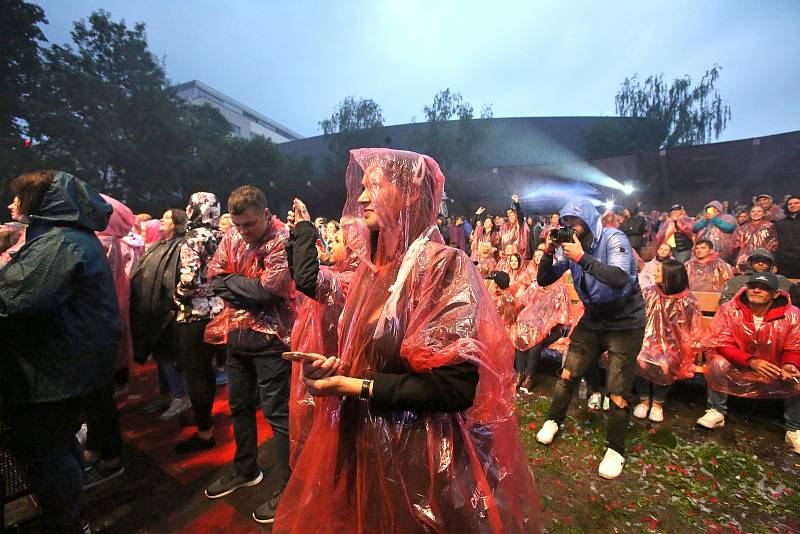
[538,199,645,330]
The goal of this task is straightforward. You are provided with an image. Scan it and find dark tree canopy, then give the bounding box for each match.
[614,65,732,147]
[319,96,384,135]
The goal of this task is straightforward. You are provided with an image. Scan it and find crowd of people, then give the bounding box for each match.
[1,158,799,532]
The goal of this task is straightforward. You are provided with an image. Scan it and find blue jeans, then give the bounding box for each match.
[634,376,671,404]
[157,357,187,399]
[707,388,800,431]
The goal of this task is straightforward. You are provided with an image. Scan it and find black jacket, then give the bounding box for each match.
[620,215,646,250]
[0,172,120,403]
[776,214,800,272]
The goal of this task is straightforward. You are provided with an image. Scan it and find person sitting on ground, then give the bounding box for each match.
[638,243,673,288]
[720,249,792,304]
[697,272,800,455]
[694,200,737,263]
[732,205,779,273]
[685,239,734,292]
[633,260,703,422]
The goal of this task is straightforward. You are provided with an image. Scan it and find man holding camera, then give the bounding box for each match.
[535,199,645,479]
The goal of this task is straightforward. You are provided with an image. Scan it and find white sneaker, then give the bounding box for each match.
[786,430,800,454]
[536,420,559,445]
[160,397,192,420]
[587,393,602,411]
[648,404,664,423]
[602,397,610,411]
[696,409,725,429]
[632,403,649,419]
[598,448,625,479]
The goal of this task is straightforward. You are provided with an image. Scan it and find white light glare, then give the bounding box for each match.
[604,199,614,211]
[622,182,635,195]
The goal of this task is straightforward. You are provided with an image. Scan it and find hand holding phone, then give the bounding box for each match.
[281,351,326,363]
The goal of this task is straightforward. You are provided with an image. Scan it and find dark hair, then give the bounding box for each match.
[11,170,57,216]
[659,259,689,295]
[228,185,267,215]
[509,253,522,269]
[784,194,800,211]
[695,238,714,250]
[169,208,188,236]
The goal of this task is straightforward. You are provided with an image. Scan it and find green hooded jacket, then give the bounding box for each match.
[0,172,120,403]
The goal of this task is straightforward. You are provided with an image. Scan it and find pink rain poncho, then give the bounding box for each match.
[685,252,734,292]
[732,220,779,272]
[97,194,138,371]
[288,251,359,468]
[703,289,800,398]
[499,218,529,259]
[514,275,572,352]
[203,217,294,346]
[656,216,694,248]
[470,222,499,260]
[274,148,541,533]
[638,258,661,288]
[143,219,162,248]
[695,201,737,262]
[635,285,703,385]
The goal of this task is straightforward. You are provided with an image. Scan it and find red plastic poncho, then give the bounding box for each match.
[447,221,467,252]
[470,224,499,260]
[203,217,294,346]
[143,219,162,248]
[635,285,703,385]
[685,253,733,292]
[499,219,529,259]
[274,148,541,533]
[514,277,572,352]
[98,194,137,371]
[474,254,497,276]
[732,220,779,272]
[656,216,694,248]
[638,258,661,289]
[288,251,360,468]
[696,205,737,262]
[703,290,800,398]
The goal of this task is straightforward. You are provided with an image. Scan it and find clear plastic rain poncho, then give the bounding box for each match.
[288,250,360,468]
[98,194,137,371]
[703,290,800,398]
[635,285,703,385]
[274,148,541,533]
[500,216,529,259]
[695,201,737,262]
[203,216,294,346]
[732,220,779,272]
[470,220,499,260]
[685,252,734,292]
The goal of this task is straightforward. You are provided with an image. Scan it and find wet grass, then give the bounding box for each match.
[518,395,800,533]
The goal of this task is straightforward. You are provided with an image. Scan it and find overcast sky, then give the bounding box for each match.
[37,0,800,142]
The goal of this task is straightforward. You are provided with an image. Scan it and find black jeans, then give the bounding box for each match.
[514,326,564,378]
[177,320,216,432]
[7,398,85,533]
[227,341,292,491]
[547,323,645,455]
[84,382,122,460]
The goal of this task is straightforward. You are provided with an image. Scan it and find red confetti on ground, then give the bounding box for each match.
[643,516,659,530]
[709,457,717,465]
[529,422,538,430]
[709,497,719,504]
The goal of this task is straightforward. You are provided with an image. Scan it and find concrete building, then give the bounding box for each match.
[174,80,302,143]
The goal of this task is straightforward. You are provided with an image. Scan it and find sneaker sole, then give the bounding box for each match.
[83,466,125,490]
[785,436,800,454]
[697,420,724,429]
[252,513,275,524]
[598,469,623,480]
[205,471,263,499]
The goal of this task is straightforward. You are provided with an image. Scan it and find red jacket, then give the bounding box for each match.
[703,289,800,368]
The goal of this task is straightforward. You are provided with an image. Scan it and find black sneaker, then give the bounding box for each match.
[83,462,125,490]
[252,491,282,524]
[205,470,263,499]
[175,433,215,454]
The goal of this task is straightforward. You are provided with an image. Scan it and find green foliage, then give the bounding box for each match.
[614,65,732,147]
[1,7,297,214]
[413,88,493,172]
[0,0,48,198]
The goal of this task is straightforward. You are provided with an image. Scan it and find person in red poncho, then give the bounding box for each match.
[632,260,703,423]
[685,238,734,292]
[696,272,800,454]
[273,148,541,533]
[499,194,530,258]
[732,205,779,273]
[470,207,499,261]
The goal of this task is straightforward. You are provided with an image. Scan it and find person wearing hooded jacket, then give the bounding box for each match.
[0,170,120,532]
[535,199,645,480]
[693,200,737,262]
[173,192,225,454]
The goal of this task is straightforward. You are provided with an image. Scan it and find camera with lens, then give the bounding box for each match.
[549,225,576,244]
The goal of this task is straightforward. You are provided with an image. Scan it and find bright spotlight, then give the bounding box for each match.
[622,182,635,195]
[604,199,614,211]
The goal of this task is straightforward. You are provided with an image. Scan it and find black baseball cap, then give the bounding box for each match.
[746,272,779,291]
[669,204,684,212]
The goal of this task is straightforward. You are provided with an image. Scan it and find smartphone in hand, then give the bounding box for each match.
[281,351,327,363]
